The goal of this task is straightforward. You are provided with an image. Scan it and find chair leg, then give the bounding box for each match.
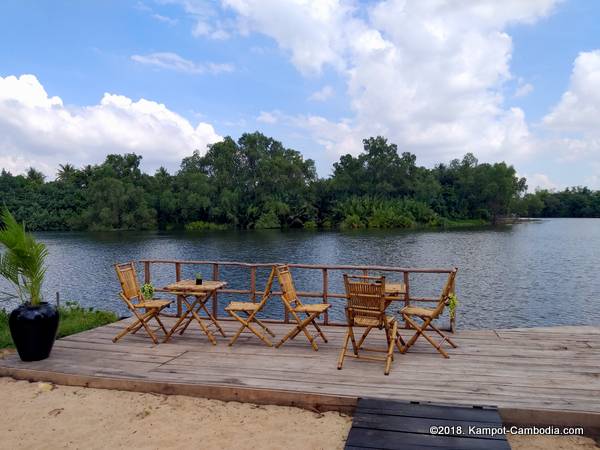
[197,298,227,337]
[337,329,351,370]
[254,318,276,337]
[384,321,398,375]
[277,312,319,351]
[357,326,373,349]
[348,325,359,356]
[305,313,328,343]
[403,315,450,358]
[228,312,272,347]
[228,312,248,346]
[400,315,424,353]
[153,311,169,335]
[395,329,406,352]
[429,322,458,348]
[190,309,217,345]
[138,314,159,344]
[113,317,143,343]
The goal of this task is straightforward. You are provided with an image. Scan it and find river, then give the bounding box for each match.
[1,218,598,330]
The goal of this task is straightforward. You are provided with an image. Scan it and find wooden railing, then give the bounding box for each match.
[139,259,458,332]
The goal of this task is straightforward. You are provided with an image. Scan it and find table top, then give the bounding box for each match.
[164,280,227,293]
[385,282,406,295]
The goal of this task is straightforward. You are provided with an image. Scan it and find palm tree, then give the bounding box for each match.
[0,209,47,306]
[56,163,76,182]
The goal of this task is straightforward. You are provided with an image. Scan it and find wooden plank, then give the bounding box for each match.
[357,399,503,423]
[2,320,600,421]
[0,366,357,414]
[345,428,510,450]
[352,413,505,439]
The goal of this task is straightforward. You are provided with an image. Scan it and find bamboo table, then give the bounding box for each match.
[162,280,227,345]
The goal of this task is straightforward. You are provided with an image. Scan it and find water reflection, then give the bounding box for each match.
[0,219,598,330]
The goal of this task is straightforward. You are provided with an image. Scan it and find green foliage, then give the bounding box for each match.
[0,209,48,305]
[447,293,459,319]
[140,283,154,300]
[0,301,118,349]
[1,132,565,232]
[254,210,281,229]
[514,187,600,218]
[184,221,228,231]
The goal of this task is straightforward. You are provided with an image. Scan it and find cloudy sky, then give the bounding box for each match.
[1,0,599,189]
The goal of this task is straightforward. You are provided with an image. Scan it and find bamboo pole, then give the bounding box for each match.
[250,266,256,302]
[322,268,329,325]
[212,263,219,318]
[175,262,182,317]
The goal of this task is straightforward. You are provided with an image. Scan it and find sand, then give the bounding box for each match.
[508,435,600,450]
[2,375,599,450]
[0,377,352,450]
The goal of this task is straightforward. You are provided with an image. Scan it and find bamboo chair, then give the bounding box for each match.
[113,262,172,345]
[338,274,405,375]
[225,267,277,346]
[400,268,458,358]
[275,265,330,351]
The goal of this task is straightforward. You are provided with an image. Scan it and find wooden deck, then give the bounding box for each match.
[1,318,599,427]
[346,398,509,450]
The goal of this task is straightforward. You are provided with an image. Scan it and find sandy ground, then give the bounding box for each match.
[508,435,600,450]
[1,376,598,450]
[0,377,352,450]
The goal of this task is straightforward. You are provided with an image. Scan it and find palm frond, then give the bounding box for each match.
[0,208,47,305]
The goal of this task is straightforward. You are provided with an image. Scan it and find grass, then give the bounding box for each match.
[0,301,118,349]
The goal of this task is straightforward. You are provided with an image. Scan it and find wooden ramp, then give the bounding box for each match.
[1,319,599,423]
[346,398,510,450]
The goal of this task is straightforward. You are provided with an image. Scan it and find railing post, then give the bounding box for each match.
[403,271,410,328]
[144,261,150,284]
[212,263,219,318]
[322,268,329,325]
[175,262,182,317]
[450,273,456,333]
[250,266,256,302]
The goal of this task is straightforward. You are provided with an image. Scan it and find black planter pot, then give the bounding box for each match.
[9,302,59,362]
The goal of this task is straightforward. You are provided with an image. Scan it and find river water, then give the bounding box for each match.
[1,219,598,330]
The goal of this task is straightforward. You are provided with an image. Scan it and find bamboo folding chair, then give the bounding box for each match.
[338,274,405,375]
[275,265,330,351]
[225,267,277,346]
[400,268,458,358]
[113,262,172,345]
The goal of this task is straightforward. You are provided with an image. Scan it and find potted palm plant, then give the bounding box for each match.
[0,209,58,361]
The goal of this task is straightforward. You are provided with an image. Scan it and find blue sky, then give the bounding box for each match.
[1,0,600,189]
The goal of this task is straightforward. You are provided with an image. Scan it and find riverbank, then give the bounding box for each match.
[0,302,117,349]
[0,377,352,449]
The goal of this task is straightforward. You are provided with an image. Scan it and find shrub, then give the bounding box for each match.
[184,221,229,231]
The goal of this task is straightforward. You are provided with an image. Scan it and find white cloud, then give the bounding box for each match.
[219,0,559,163]
[256,111,279,124]
[0,74,222,176]
[152,13,178,26]
[527,173,558,191]
[544,50,600,134]
[541,50,600,165]
[308,85,334,102]
[514,81,534,98]
[131,52,234,74]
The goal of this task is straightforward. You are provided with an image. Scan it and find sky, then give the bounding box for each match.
[1,0,600,190]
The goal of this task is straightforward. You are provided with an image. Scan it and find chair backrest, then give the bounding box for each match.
[256,267,277,309]
[275,265,302,308]
[343,274,387,321]
[115,262,143,308]
[431,268,458,318]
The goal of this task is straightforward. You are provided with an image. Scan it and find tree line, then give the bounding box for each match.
[1,132,597,231]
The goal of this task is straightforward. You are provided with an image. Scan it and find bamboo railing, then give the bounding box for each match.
[139,259,458,332]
